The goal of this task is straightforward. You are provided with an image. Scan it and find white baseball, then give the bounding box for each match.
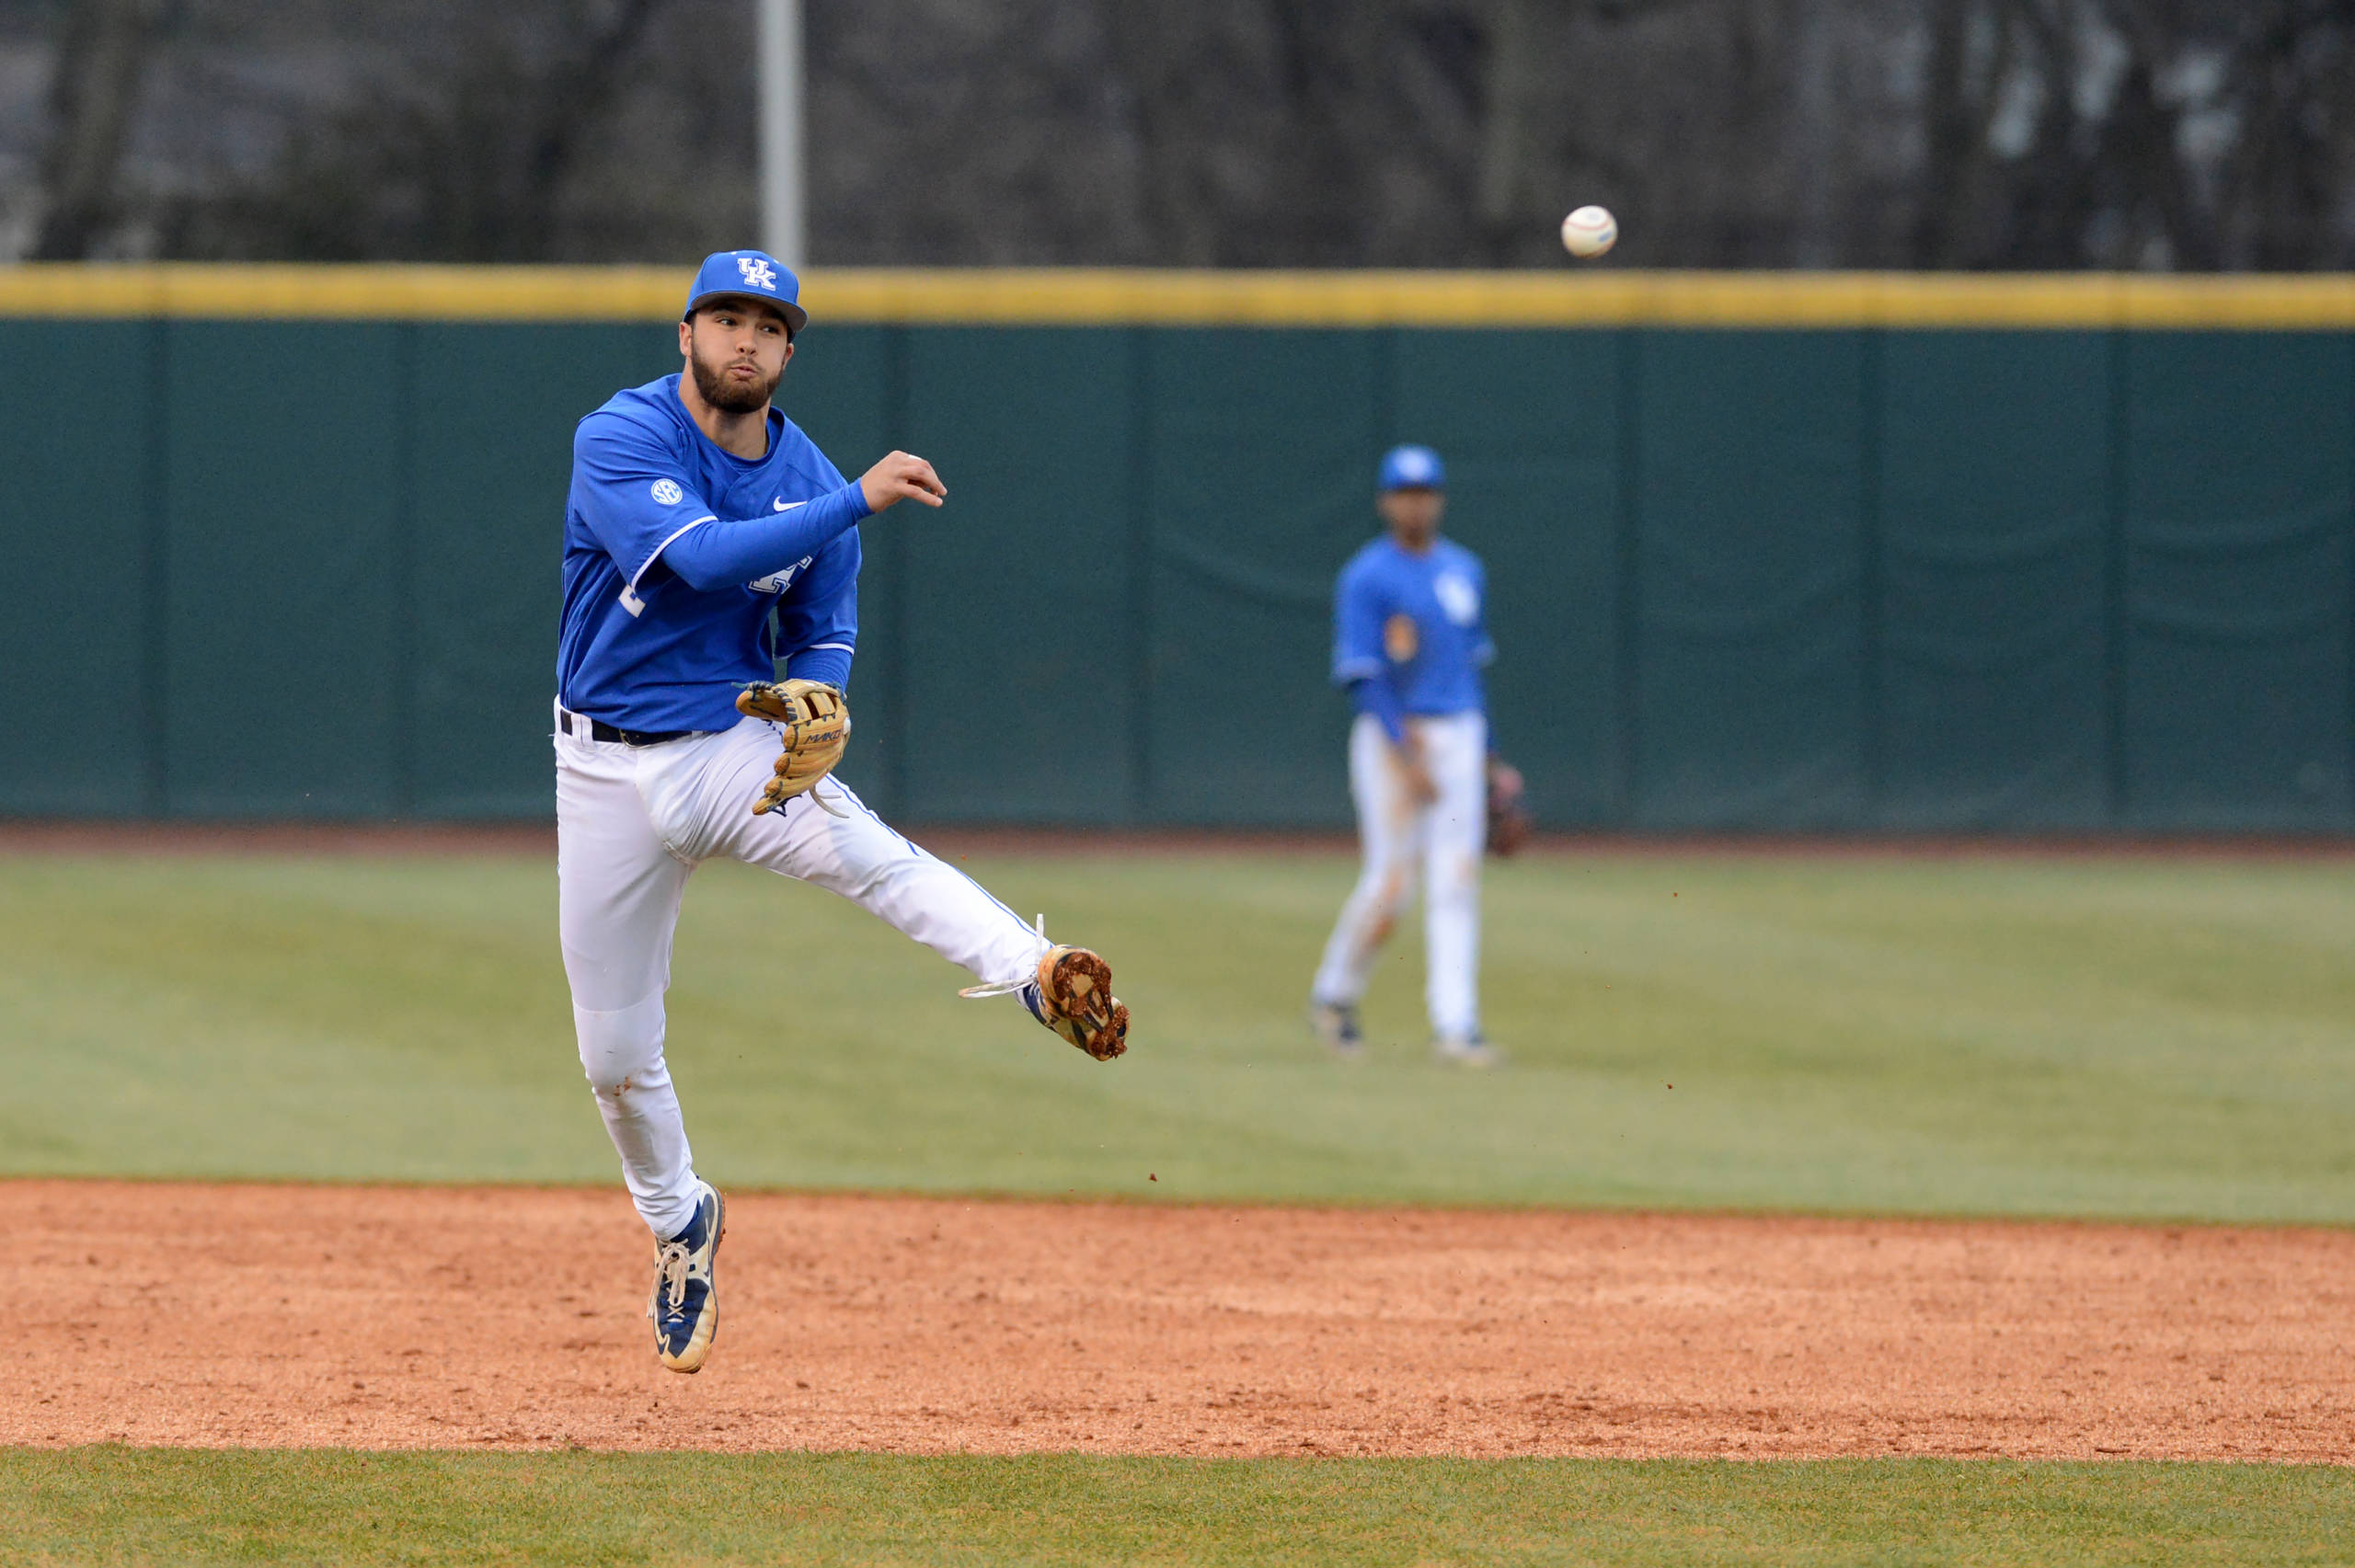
[1560,205,1617,258]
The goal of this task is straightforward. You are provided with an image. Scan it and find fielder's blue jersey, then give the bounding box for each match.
[1331,536,1494,715]
[558,375,859,733]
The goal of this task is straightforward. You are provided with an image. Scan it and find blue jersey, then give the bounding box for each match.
[1331,535,1493,716]
[557,375,860,733]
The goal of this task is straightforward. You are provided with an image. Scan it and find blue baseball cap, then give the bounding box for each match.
[684,250,807,336]
[1378,443,1445,492]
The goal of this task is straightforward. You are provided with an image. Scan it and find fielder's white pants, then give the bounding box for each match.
[555,707,1047,1238]
[1311,710,1487,1041]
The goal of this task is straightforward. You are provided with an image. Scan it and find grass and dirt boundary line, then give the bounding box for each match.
[6,818,2355,860]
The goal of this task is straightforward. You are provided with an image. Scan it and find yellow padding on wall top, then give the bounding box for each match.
[2,263,2353,328]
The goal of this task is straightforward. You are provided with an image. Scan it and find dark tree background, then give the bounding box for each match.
[1,0,2350,268]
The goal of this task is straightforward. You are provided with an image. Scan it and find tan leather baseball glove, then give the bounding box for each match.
[736,679,849,815]
[1486,757,1532,857]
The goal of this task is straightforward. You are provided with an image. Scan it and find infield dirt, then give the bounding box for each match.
[6,1181,2348,1461]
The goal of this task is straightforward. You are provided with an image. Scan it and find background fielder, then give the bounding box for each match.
[557,250,1129,1375]
[1309,444,1500,1068]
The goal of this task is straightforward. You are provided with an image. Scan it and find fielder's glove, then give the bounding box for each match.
[736,679,849,815]
[1486,757,1532,857]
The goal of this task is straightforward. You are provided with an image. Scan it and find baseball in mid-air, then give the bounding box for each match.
[1560,205,1618,258]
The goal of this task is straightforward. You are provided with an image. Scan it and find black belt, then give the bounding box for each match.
[560,707,693,748]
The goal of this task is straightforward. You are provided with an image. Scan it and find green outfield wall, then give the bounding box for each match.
[3,268,2351,831]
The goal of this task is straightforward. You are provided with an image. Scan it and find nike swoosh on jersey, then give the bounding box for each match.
[774,497,807,511]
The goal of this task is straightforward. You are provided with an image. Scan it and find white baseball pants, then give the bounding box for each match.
[555,707,1048,1238]
[1311,710,1487,1041]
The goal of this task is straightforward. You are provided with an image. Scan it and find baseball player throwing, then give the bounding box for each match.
[1309,445,1500,1068]
[557,251,1129,1374]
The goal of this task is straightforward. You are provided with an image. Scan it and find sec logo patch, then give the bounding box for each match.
[1384,612,1419,663]
[650,479,684,506]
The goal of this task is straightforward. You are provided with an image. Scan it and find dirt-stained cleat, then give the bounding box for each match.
[1026,944,1130,1060]
[958,917,1130,1060]
[648,1181,724,1373]
[1433,1033,1505,1070]
[1309,1000,1364,1061]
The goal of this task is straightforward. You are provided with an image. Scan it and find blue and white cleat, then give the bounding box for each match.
[648,1181,725,1373]
[1433,1033,1505,1070]
[1309,1000,1364,1061]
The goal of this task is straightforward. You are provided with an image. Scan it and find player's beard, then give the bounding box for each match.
[689,344,781,414]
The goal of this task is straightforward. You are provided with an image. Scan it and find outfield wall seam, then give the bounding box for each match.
[6,265,2355,328]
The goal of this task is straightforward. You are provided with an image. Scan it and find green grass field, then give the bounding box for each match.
[6,845,2351,1564]
[3,848,2352,1219]
[7,1449,2352,1567]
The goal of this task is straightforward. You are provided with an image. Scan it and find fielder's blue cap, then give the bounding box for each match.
[684,250,808,336]
[1378,443,1445,492]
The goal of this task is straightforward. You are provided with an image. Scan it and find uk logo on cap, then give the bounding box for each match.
[684,250,809,334]
[1378,443,1446,492]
